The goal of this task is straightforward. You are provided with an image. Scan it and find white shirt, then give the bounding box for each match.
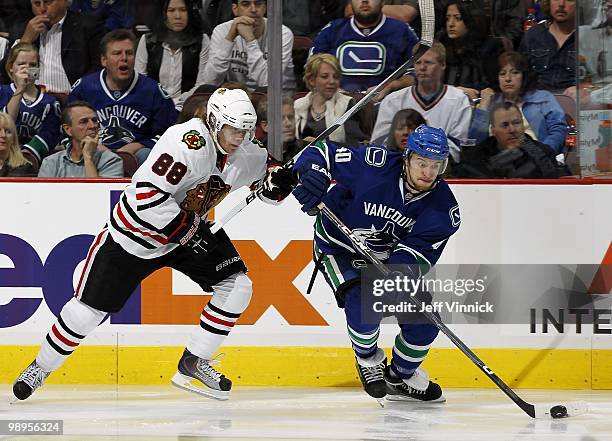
[202,18,295,91]
[38,13,72,94]
[135,34,210,109]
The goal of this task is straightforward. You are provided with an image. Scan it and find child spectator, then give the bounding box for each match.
[1,43,61,162]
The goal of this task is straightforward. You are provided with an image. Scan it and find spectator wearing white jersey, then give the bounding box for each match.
[371,42,472,162]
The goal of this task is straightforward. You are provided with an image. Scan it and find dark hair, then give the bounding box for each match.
[436,0,488,64]
[387,109,427,152]
[494,51,538,96]
[62,101,98,126]
[177,94,209,124]
[152,0,203,39]
[489,101,521,126]
[99,29,137,55]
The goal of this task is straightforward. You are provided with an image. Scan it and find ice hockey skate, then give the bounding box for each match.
[171,349,232,400]
[13,360,50,401]
[384,366,445,402]
[355,348,387,405]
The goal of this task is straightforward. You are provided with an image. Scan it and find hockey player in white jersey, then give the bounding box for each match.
[13,88,295,401]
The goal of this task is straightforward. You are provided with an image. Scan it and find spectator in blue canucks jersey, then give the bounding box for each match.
[68,29,178,165]
[291,125,460,404]
[311,0,419,97]
[1,43,61,163]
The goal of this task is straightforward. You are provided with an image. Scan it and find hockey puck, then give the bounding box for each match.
[550,405,568,419]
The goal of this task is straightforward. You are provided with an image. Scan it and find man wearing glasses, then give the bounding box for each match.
[202,0,296,91]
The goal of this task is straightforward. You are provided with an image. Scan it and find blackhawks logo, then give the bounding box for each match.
[181,175,231,216]
[182,130,205,150]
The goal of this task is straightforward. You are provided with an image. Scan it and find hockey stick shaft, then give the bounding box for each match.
[209,1,435,234]
[316,203,537,418]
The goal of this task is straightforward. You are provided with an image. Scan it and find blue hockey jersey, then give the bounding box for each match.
[0,84,61,161]
[311,15,418,92]
[293,142,461,273]
[68,70,178,150]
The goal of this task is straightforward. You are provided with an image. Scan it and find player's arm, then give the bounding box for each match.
[291,141,343,214]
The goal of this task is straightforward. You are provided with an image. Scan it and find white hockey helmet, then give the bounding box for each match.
[206,88,257,154]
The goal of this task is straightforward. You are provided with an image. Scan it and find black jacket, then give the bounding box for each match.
[455,134,569,178]
[144,33,202,94]
[24,10,104,87]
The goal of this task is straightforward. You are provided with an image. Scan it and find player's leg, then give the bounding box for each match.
[13,229,160,400]
[385,289,444,402]
[315,245,386,400]
[168,229,251,400]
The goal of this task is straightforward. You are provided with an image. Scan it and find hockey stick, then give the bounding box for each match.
[209,0,435,234]
[316,201,588,419]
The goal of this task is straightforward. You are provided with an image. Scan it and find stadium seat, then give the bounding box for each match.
[115,151,139,177]
[293,36,314,51]
[21,149,40,174]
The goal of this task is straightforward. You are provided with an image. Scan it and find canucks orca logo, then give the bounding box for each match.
[100,115,135,149]
[351,221,399,260]
[337,41,386,76]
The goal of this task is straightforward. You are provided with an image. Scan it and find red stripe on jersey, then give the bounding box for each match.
[52,324,79,347]
[117,202,169,245]
[75,228,107,297]
[136,190,159,200]
[202,309,235,328]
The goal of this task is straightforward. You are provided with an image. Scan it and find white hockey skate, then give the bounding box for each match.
[13,360,50,401]
[171,350,231,400]
[384,366,445,403]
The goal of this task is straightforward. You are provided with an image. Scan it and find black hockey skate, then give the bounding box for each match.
[384,366,445,403]
[355,348,387,403]
[13,360,50,401]
[171,349,232,400]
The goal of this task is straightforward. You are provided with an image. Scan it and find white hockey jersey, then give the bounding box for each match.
[108,117,268,259]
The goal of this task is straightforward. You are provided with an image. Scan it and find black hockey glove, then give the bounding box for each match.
[261,165,297,202]
[168,212,218,254]
[292,164,331,214]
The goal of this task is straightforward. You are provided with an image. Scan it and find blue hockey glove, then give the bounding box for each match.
[292,165,331,214]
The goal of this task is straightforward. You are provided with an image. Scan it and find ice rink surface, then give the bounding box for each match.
[1,386,611,441]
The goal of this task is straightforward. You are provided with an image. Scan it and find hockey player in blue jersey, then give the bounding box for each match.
[292,125,460,403]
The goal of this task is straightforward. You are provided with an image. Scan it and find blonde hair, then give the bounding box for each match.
[303,53,341,91]
[414,40,446,65]
[0,113,30,168]
[5,42,38,80]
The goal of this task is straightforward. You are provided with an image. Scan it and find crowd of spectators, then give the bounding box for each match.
[0,0,587,179]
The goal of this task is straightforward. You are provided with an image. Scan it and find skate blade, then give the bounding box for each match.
[170,372,229,401]
[376,398,385,408]
[386,394,446,404]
